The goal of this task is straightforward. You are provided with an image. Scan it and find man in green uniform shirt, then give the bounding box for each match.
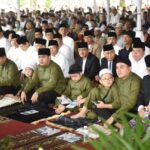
[21,48,66,108]
[0,48,20,98]
[98,57,141,125]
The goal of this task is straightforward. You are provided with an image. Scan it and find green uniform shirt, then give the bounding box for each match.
[0,59,20,87]
[84,83,119,108]
[111,72,141,120]
[63,76,92,100]
[23,61,66,95]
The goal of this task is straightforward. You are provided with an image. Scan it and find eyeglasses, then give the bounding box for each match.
[101,77,113,81]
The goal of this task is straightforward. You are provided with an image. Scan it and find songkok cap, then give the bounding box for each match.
[42,20,48,24]
[48,40,58,46]
[99,68,112,77]
[38,48,50,56]
[84,30,93,36]
[68,64,82,74]
[35,28,42,33]
[11,34,20,39]
[145,55,150,67]
[77,42,88,49]
[116,57,131,66]
[108,32,117,38]
[45,28,54,33]
[53,33,62,39]
[58,23,68,28]
[133,38,145,49]
[34,38,46,45]
[103,44,114,51]
[0,48,6,57]
[17,36,28,44]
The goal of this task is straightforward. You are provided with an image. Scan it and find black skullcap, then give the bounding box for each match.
[103,44,114,51]
[42,20,48,24]
[0,48,6,57]
[48,40,58,46]
[145,55,150,67]
[11,34,20,40]
[77,42,88,49]
[34,38,46,45]
[38,48,50,56]
[53,33,62,39]
[108,32,117,38]
[133,38,145,50]
[17,36,28,44]
[58,23,68,28]
[68,64,82,74]
[45,28,54,33]
[84,30,93,36]
[116,57,131,66]
[35,28,42,33]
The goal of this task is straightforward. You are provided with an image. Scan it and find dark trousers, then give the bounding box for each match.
[27,90,60,109]
[0,86,20,95]
[95,108,116,120]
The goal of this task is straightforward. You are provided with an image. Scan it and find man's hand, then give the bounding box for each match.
[77,95,83,102]
[106,116,114,125]
[31,92,39,104]
[21,91,27,104]
[96,101,105,109]
[77,98,85,107]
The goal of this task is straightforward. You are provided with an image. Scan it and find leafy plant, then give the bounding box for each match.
[72,114,150,150]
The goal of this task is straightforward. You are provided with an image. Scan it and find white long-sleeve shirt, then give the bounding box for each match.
[129,54,148,78]
[51,52,69,78]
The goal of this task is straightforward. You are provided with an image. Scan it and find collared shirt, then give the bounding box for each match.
[59,44,74,67]
[82,57,87,74]
[7,46,20,70]
[129,54,148,78]
[63,36,74,53]
[0,36,11,53]
[51,52,69,78]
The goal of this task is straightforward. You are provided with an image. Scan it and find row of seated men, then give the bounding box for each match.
[0,40,150,126]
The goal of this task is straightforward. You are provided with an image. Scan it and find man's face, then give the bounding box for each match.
[35,32,43,39]
[94,30,101,36]
[78,48,88,58]
[59,27,67,36]
[11,38,18,46]
[24,67,33,78]
[0,56,6,65]
[46,32,53,40]
[84,36,93,44]
[116,63,131,79]
[70,73,82,82]
[99,73,114,88]
[49,45,58,56]
[38,55,50,66]
[132,48,144,61]
[103,50,115,61]
[107,37,116,45]
[19,43,29,51]
[34,44,45,51]
[123,35,132,45]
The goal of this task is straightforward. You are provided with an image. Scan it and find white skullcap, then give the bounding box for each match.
[16,30,25,36]
[100,25,106,32]
[99,68,112,77]
[22,64,36,73]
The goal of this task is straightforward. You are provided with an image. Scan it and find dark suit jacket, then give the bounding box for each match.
[75,53,100,80]
[100,55,120,77]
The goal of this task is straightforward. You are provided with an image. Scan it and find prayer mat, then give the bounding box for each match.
[11,126,80,150]
[0,103,55,123]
